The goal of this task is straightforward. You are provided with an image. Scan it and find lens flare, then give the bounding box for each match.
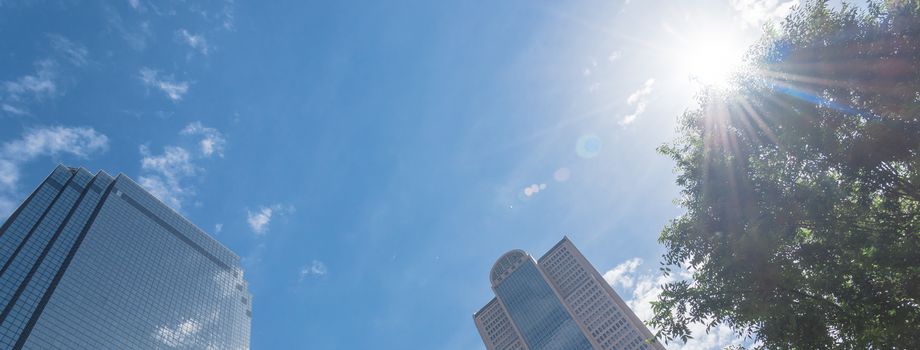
[576,134,602,158]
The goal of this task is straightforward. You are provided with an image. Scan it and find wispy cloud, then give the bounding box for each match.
[0,126,108,217]
[2,104,28,116]
[104,5,152,50]
[300,260,328,281]
[604,258,749,350]
[139,145,197,210]
[242,242,266,269]
[582,58,599,77]
[731,0,799,28]
[1,36,91,116]
[4,60,57,102]
[127,0,143,11]
[177,29,210,55]
[620,78,655,125]
[137,123,225,210]
[180,122,226,157]
[48,34,88,67]
[139,68,190,102]
[247,204,294,235]
[218,0,236,30]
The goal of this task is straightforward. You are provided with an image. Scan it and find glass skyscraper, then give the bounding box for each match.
[0,165,251,349]
[474,237,664,350]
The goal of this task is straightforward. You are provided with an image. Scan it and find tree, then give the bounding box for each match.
[652,1,920,348]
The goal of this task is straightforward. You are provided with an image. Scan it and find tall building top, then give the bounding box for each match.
[35,165,241,269]
[109,170,242,270]
[536,235,573,263]
[489,236,577,288]
[0,164,250,349]
[490,249,528,287]
[475,236,664,350]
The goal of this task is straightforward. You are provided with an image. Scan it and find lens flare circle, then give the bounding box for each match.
[576,134,602,159]
[553,167,571,182]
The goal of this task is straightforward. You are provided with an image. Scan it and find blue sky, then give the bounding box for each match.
[0,0,821,349]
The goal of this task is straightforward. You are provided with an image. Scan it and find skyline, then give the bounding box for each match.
[0,0,866,349]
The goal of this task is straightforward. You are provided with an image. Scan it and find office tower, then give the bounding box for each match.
[0,165,251,349]
[474,237,664,350]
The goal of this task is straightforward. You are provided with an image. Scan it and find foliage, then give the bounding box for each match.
[652,1,920,348]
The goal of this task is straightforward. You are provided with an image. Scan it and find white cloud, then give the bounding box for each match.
[177,29,210,55]
[247,207,272,234]
[140,146,196,178]
[153,319,201,347]
[2,126,108,161]
[247,203,293,235]
[127,0,142,10]
[603,257,642,289]
[214,223,223,233]
[0,160,17,192]
[219,0,235,30]
[4,60,57,101]
[300,260,327,281]
[139,68,189,102]
[605,258,749,350]
[137,168,186,210]
[731,0,799,28]
[627,79,655,105]
[2,104,28,116]
[137,124,227,210]
[620,78,655,125]
[1,36,89,115]
[0,126,108,217]
[180,122,226,157]
[608,51,621,62]
[48,34,88,67]
[103,5,152,50]
[139,145,197,210]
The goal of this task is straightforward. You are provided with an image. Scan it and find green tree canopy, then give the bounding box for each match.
[653,1,920,348]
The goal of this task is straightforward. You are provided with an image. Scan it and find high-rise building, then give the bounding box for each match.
[474,237,664,350]
[0,165,251,349]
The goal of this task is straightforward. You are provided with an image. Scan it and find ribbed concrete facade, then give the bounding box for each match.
[474,237,664,350]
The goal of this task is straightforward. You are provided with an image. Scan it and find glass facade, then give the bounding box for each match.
[494,259,593,350]
[0,165,251,349]
[475,238,664,350]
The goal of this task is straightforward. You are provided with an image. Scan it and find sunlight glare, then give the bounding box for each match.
[682,30,749,88]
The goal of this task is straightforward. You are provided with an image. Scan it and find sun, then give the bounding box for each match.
[680,30,750,89]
